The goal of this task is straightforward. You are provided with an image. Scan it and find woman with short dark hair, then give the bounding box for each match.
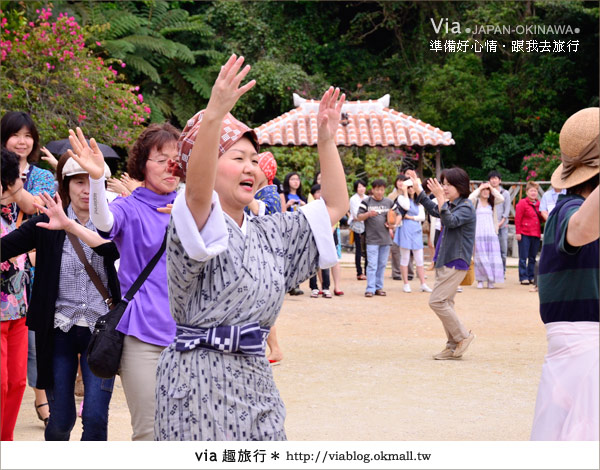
[406,168,476,360]
[65,122,181,441]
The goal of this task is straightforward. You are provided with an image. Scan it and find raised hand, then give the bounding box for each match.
[40,147,59,170]
[205,54,256,120]
[427,178,445,202]
[34,192,73,231]
[119,172,143,192]
[107,178,130,197]
[405,170,420,192]
[67,127,106,180]
[317,87,346,142]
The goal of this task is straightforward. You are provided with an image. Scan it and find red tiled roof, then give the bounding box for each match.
[255,94,455,147]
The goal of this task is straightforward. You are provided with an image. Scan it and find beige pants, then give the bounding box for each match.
[429,266,470,349]
[119,335,165,441]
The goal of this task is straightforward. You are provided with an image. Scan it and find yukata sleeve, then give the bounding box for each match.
[167,191,230,317]
[170,190,229,263]
[266,199,337,292]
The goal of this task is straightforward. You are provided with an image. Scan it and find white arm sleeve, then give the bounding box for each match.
[414,204,426,222]
[300,199,338,269]
[397,195,411,211]
[89,176,114,232]
[171,190,229,262]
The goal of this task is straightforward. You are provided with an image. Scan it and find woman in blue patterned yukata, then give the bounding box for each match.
[155,54,349,440]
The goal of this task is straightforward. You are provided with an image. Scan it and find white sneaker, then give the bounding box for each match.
[487,282,495,289]
[420,283,432,293]
[310,289,320,298]
[456,286,463,293]
[403,284,412,293]
[477,282,484,289]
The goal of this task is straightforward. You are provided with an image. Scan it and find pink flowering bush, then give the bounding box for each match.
[520,152,561,181]
[1,8,149,147]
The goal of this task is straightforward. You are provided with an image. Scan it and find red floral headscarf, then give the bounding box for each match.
[257,151,277,185]
[170,111,258,178]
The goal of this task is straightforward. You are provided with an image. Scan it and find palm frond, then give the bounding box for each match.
[172,93,199,127]
[159,20,213,36]
[123,55,161,83]
[104,12,145,38]
[143,94,169,123]
[102,39,136,59]
[172,43,195,64]
[126,35,179,58]
[179,67,213,98]
[153,8,189,30]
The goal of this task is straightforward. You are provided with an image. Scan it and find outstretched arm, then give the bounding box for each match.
[34,192,109,248]
[566,186,599,247]
[185,54,256,231]
[316,87,349,225]
[66,127,114,232]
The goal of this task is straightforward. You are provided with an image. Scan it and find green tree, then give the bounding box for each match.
[1,6,148,148]
[60,0,215,126]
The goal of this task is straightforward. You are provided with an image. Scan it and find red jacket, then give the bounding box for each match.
[515,198,543,237]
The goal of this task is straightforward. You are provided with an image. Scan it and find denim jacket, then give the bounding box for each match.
[416,192,476,267]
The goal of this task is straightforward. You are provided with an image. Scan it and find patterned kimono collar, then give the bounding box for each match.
[223,211,248,236]
[1,203,15,224]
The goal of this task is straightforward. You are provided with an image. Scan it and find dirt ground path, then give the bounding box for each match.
[14,263,546,441]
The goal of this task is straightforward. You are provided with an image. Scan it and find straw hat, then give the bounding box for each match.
[551,107,599,189]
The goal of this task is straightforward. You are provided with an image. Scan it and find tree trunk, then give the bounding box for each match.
[435,148,441,180]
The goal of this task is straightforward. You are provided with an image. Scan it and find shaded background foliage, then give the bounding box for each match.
[1,0,598,189]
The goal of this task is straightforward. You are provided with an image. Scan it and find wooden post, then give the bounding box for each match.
[417,145,424,178]
[435,148,441,179]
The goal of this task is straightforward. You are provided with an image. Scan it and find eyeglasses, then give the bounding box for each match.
[147,158,175,168]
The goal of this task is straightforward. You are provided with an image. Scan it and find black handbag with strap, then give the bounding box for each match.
[86,229,169,379]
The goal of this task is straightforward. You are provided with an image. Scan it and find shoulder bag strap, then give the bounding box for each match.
[122,227,169,302]
[66,231,113,308]
[15,209,24,228]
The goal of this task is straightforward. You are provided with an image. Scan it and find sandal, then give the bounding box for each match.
[357,274,367,280]
[35,401,49,428]
[374,289,387,296]
[364,292,373,298]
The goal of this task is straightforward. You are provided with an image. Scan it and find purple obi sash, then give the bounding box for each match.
[175,322,270,356]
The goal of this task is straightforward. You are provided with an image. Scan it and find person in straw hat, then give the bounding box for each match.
[530,107,599,441]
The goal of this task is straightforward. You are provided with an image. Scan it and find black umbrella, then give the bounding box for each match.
[44,139,120,159]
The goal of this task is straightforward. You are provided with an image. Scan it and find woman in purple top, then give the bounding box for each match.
[66,123,181,440]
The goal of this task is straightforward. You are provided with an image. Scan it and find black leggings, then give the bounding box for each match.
[353,231,367,276]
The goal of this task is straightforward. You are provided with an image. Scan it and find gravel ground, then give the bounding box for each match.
[13,261,546,441]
